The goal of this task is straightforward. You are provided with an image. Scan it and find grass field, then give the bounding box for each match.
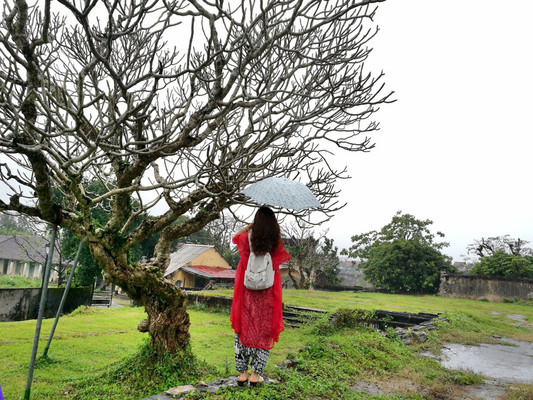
[0,290,532,399]
[0,276,55,288]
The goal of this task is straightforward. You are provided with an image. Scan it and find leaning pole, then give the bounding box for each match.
[24,226,57,400]
[42,241,83,358]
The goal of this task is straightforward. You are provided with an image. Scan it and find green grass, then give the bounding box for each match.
[1,291,532,399]
[199,322,487,400]
[215,288,533,343]
[0,304,305,399]
[215,287,533,315]
[0,275,46,288]
[0,306,147,399]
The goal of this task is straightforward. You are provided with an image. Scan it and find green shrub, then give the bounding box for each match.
[66,305,106,317]
[333,308,377,328]
[0,275,42,288]
[471,251,533,278]
[447,370,483,386]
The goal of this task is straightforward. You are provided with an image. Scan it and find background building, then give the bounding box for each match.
[0,235,61,282]
[164,243,235,289]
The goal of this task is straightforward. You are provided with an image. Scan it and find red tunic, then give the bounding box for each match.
[230,232,290,350]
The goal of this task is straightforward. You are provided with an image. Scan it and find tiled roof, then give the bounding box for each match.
[182,265,236,280]
[164,244,215,276]
[0,235,61,264]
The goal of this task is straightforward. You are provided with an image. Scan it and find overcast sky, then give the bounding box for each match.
[321,0,533,261]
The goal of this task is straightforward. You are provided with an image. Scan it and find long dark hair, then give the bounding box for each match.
[250,206,280,255]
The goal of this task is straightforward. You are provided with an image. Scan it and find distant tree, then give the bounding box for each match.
[362,239,448,293]
[315,237,342,288]
[168,213,240,268]
[0,213,38,235]
[467,236,533,258]
[203,213,239,250]
[344,211,449,261]
[470,251,533,279]
[285,225,340,289]
[344,211,450,293]
[62,231,102,288]
[198,213,240,268]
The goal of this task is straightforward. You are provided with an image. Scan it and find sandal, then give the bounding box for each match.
[249,376,264,387]
[237,372,249,386]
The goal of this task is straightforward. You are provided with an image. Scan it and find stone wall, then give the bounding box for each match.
[0,287,93,322]
[439,271,533,301]
[187,292,233,311]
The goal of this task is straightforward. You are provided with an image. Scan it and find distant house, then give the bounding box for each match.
[164,244,235,289]
[0,235,61,282]
[452,261,474,273]
[335,259,372,288]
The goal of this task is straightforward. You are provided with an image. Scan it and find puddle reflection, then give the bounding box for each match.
[435,339,533,384]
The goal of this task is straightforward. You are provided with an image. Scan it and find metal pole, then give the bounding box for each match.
[24,226,57,400]
[42,241,83,358]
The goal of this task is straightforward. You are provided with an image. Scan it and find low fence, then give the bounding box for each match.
[0,287,93,322]
[439,271,533,301]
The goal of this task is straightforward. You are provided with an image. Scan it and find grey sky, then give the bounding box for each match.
[324,0,533,260]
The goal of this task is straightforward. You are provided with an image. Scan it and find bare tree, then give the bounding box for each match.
[467,235,533,258]
[0,0,391,355]
[284,223,340,289]
[203,212,239,250]
[202,211,240,266]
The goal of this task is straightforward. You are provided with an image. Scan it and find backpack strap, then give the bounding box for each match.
[247,231,253,253]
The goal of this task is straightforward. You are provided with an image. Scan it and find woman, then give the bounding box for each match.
[230,206,291,386]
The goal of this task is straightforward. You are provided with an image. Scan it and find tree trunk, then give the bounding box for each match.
[90,241,190,356]
[309,268,317,290]
[142,292,190,355]
[299,268,308,289]
[288,268,300,288]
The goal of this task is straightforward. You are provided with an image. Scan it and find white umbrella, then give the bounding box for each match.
[242,177,321,211]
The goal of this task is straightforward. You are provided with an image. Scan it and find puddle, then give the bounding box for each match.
[506,314,526,322]
[490,312,533,328]
[433,339,533,384]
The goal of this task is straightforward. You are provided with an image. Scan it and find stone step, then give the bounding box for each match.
[367,319,419,329]
[283,316,309,324]
[93,291,113,296]
[285,305,327,314]
[91,298,111,306]
[283,310,320,318]
[374,309,439,325]
[282,305,327,328]
[140,376,279,400]
[285,323,300,329]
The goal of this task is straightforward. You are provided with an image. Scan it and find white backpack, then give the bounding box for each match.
[244,233,274,290]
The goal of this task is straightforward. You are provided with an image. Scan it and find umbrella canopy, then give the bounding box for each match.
[242,177,321,211]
